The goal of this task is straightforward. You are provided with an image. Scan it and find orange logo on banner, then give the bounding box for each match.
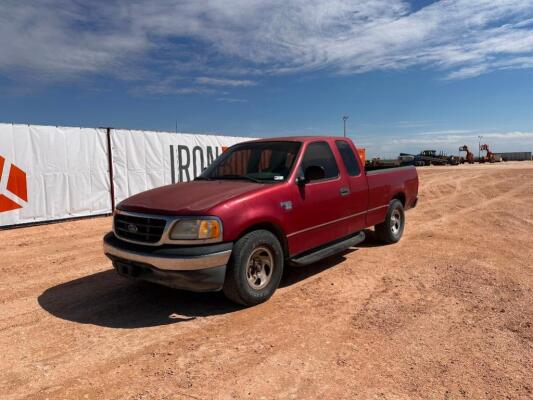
[0,156,28,212]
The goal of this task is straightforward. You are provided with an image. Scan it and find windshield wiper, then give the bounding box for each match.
[194,176,212,181]
[213,174,262,183]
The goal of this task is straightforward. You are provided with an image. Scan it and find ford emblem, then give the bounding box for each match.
[127,223,138,233]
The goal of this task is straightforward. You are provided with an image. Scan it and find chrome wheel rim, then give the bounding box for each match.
[246,246,274,290]
[390,209,402,235]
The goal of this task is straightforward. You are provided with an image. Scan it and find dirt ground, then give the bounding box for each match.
[1,162,533,400]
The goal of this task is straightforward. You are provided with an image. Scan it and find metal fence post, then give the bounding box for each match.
[105,127,116,212]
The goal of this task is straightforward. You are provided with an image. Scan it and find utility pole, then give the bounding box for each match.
[478,135,483,160]
[343,115,349,137]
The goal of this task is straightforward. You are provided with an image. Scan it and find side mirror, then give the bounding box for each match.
[303,165,325,182]
[295,175,307,186]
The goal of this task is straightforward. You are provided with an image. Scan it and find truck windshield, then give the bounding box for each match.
[199,141,301,183]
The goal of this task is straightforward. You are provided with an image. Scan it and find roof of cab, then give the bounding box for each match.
[248,136,350,143]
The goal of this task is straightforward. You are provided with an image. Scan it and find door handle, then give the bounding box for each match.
[340,186,350,196]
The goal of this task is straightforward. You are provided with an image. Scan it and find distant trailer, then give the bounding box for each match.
[493,152,532,161]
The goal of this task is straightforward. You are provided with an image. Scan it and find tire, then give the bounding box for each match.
[223,230,284,306]
[375,199,405,244]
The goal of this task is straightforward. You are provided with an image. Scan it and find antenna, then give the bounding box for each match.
[342,115,349,137]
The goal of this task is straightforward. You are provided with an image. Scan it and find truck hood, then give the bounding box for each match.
[117,180,265,215]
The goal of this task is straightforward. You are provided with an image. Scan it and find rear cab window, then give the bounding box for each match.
[335,140,361,176]
[300,141,339,182]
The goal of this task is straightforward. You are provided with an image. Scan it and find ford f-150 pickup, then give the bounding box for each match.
[103,136,418,306]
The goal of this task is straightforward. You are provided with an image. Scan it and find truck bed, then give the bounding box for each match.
[365,165,414,174]
[364,165,419,227]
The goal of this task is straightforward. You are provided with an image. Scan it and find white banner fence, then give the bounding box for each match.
[0,123,253,227]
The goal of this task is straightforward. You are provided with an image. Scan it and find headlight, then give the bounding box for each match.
[169,218,222,241]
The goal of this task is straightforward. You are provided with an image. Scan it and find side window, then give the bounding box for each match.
[301,141,339,181]
[335,140,361,176]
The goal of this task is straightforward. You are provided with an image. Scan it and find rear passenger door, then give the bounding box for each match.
[335,140,369,234]
[287,141,353,255]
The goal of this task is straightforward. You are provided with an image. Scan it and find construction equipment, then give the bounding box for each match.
[459,145,475,164]
[432,151,461,165]
[448,155,461,165]
[367,157,402,169]
[479,144,496,163]
[400,150,449,166]
[398,154,415,164]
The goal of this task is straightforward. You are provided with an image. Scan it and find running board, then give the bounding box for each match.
[290,231,365,267]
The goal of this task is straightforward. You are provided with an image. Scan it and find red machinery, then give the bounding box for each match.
[479,144,495,163]
[459,145,474,164]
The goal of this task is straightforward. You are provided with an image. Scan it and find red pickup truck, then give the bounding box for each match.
[104,136,418,306]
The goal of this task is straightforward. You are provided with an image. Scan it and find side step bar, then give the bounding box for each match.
[290,231,365,266]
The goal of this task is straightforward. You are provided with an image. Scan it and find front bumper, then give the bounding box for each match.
[103,232,232,292]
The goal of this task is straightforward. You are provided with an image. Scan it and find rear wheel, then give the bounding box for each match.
[223,230,284,306]
[375,199,405,244]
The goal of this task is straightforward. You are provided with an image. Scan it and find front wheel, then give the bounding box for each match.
[375,199,405,244]
[223,230,284,306]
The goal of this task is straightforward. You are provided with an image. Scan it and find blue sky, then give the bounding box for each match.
[1,0,533,157]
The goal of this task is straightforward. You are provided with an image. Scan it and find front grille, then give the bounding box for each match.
[114,213,167,244]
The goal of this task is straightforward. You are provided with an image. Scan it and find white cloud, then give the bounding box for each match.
[413,129,474,136]
[445,66,489,80]
[1,0,533,86]
[137,77,221,96]
[216,97,248,103]
[196,77,256,87]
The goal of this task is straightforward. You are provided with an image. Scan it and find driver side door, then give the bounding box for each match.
[286,141,352,256]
